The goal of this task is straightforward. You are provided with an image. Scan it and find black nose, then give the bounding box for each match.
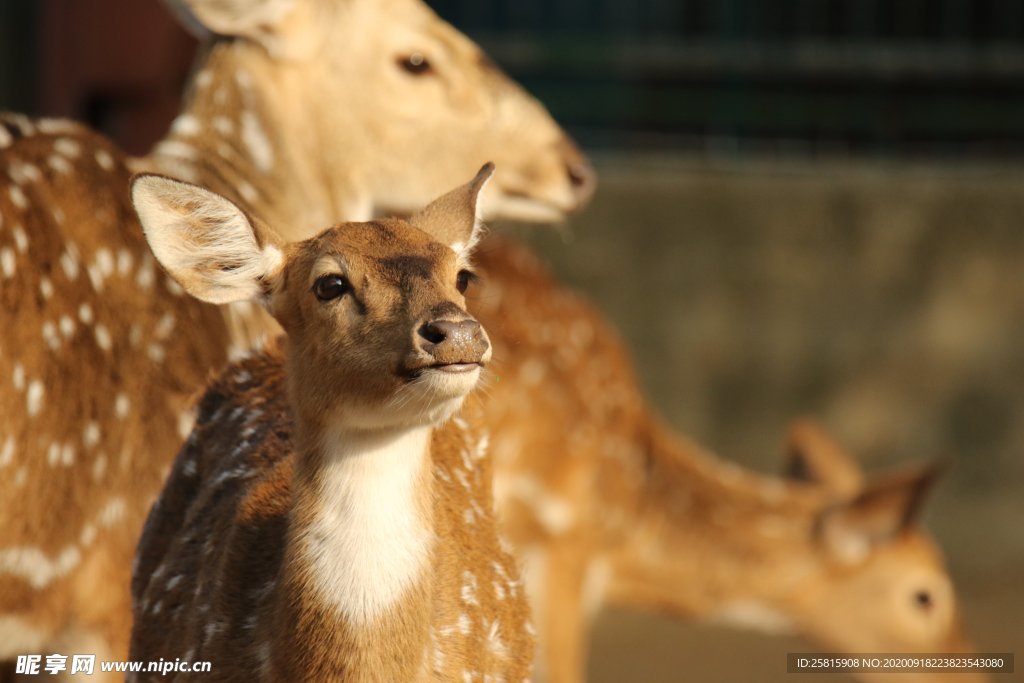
[416,318,488,363]
[558,137,597,208]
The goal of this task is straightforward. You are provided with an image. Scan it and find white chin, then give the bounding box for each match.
[484,195,571,223]
[416,365,482,400]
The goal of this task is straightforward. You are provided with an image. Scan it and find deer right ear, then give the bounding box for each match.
[161,0,298,41]
[782,418,864,499]
[816,460,945,563]
[410,162,494,258]
[131,175,284,306]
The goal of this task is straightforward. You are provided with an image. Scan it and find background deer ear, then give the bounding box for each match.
[131,174,285,306]
[410,162,494,257]
[161,0,299,43]
[816,460,945,563]
[782,418,864,499]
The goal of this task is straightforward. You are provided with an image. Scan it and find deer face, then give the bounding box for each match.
[165,0,595,221]
[131,165,495,430]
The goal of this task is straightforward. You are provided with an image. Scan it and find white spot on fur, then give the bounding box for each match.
[171,115,201,137]
[12,363,25,391]
[155,313,176,339]
[78,303,94,324]
[115,393,130,419]
[54,137,81,158]
[42,320,59,350]
[0,248,13,279]
[47,154,72,175]
[0,617,49,655]
[178,410,196,440]
[213,116,234,136]
[8,186,28,210]
[147,343,166,363]
[0,436,14,467]
[241,110,274,171]
[83,422,101,449]
[0,545,81,589]
[12,226,27,253]
[710,600,796,635]
[94,324,112,351]
[26,380,44,416]
[60,246,80,280]
[136,258,155,290]
[39,276,53,300]
[115,248,133,276]
[507,475,574,535]
[59,315,75,338]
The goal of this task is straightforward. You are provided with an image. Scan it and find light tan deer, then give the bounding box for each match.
[127,166,533,681]
[0,0,590,671]
[468,236,982,682]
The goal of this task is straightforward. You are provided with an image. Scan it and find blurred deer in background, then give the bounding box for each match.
[0,0,590,674]
[470,238,981,682]
[126,167,533,682]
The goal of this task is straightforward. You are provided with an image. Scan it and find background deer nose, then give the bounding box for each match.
[559,137,597,208]
[417,318,489,363]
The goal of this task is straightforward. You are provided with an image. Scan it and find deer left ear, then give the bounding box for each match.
[782,418,864,499]
[410,162,494,258]
[815,460,945,563]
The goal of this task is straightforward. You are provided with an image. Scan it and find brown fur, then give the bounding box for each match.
[0,115,229,667]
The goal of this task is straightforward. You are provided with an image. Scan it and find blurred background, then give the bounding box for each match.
[1,0,1021,680]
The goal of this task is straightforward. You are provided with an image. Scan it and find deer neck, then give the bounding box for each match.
[602,417,827,635]
[270,415,436,679]
[144,41,372,236]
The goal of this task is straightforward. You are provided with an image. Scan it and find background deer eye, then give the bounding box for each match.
[913,590,933,611]
[398,53,432,76]
[313,274,350,301]
[456,269,477,294]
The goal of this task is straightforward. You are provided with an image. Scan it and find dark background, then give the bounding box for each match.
[1,1,1022,680]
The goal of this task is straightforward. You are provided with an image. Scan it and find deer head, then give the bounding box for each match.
[157,0,595,224]
[783,425,980,682]
[131,163,494,431]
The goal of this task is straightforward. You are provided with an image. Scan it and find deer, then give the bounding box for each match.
[470,235,983,682]
[126,165,533,681]
[0,0,591,673]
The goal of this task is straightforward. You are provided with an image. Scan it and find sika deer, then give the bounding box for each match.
[127,165,532,681]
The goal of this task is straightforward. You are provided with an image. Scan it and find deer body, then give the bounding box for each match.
[469,239,980,683]
[0,116,230,663]
[128,168,532,681]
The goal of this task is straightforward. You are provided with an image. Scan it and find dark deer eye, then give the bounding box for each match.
[313,274,351,301]
[456,269,477,294]
[398,53,432,75]
[913,590,933,611]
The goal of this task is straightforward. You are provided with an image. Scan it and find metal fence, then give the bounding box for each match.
[430,0,1024,159]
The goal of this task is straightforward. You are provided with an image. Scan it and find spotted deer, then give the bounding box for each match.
[126,166,533,681]
[0,0,590,671]
[468,238,981,682]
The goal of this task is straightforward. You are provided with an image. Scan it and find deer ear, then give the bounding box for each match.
[161,0,298,41]
[782,418,864,499]
[131,175,284,306]
[816,461,945,563]
[410,163,494,257]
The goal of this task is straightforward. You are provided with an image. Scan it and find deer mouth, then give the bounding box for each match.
[402,360,484,380]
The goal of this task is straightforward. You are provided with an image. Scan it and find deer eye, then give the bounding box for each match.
[456,269,477,294]
[913,590,933,611]
[313,274,351,301]
[397,53,432,76]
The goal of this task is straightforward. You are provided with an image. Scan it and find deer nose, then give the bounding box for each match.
[416,318,489,364]
[558,137,597,208]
